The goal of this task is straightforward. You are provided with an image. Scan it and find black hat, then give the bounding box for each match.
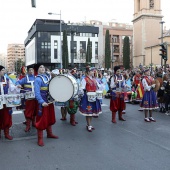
[27,65,34,71]
[0,65,5,71]
[114,66,120,73]
[34,64,43,73]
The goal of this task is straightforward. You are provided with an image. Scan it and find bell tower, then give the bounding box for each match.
[133,0,163,67]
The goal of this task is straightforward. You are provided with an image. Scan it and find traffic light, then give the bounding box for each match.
[31,0,36,8]
[159,43,167,60]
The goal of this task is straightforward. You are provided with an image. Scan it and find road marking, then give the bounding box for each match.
[12,111,23,115]
[101,104,107,106]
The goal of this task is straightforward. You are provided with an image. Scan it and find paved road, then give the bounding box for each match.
[0,99,170,170]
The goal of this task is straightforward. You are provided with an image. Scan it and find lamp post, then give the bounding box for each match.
[48,11,62,69]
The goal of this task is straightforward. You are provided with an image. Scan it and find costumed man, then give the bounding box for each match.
[140,68,159,122]
[79,66,102,132]
[54,69,68,121]
[16,66,27,111]
[66,69,79,126]
[110,66,126,123]
[16,66,39,132]
[34,64,58,147]
[0,65,17,140]
[163,75,170,115]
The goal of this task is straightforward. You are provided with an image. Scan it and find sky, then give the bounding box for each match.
[0,0,169,54]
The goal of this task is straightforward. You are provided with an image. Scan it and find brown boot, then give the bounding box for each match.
[119,111,126,121]
[60,107,67,120]
[37,130,44,146]
[4,128,13,140]
[46,126,58,139]
[112,112,117,123]
[25,119,31,132]
[70,114,77,126]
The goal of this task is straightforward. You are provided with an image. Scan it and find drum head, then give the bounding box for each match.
[49,75,74,102]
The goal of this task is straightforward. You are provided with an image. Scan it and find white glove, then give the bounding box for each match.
[151,84,156,88]
[161,87,165,90]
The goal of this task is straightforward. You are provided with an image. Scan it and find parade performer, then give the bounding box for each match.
[163,75,170,115]
[0,65,16,140]
[16,66,38,132]
[16,66,27,111]
[79,66,102,132]
[34,64,58,147]
[132,69,144,101]
[140,69,159,122]
[110,66,126,123]
[66,69,79,126]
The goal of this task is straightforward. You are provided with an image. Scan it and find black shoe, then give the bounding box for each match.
[159,107,162,113]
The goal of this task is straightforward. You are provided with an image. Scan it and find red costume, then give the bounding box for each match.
[110,66,126,123]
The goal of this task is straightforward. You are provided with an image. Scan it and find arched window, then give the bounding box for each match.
[150,0,154,9]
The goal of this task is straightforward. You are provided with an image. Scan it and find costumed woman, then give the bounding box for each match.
[110,66,126,123]
[140,68,159,122]
[79,66,102,132]
[34,64,58,147]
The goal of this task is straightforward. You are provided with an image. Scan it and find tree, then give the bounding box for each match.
[62,30,69,69]
[123,36,130,69]
[105,30,111,69]
[86,38,92,65]
[15,58,25,74]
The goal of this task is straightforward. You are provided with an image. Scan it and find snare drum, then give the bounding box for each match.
[5,94,21,107]
[49,74,79,102]
[0,95,3,110]
[25,91,35,100]
[87,92,96,102]
[96,91,103,100]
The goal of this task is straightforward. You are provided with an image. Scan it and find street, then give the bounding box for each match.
[0,98,170,170]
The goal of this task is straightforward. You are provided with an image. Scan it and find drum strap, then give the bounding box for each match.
[26,75,35,92]
[37,75,50,84]
[0,76,7,95]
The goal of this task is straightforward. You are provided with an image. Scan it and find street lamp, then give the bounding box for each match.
[48,11,62,69]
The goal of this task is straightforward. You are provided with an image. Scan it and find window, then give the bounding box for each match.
[54,40,58,59]
[70,41,77,59]
[95,42,98,59]
[80,41,86,59]
[150,0,154,9]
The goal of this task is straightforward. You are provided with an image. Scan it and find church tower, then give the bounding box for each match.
[133,0,163,67]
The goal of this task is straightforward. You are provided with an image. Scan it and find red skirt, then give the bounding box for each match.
[36,103,56,130]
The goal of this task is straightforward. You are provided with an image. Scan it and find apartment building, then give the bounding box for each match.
[7,44,25,72]
[88,20,133,68]
[0,53,7,68]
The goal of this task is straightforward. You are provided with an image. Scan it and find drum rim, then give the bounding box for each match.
[49,74,77,102]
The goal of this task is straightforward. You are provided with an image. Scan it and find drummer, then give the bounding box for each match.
[79,66,102,132]
[34,64,58,147]
[0,65,16,140]
[16,65,38,132]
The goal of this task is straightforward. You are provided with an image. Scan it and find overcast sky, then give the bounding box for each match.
[0,0,169,54]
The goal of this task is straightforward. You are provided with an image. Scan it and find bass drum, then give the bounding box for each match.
[49,74,79,102]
